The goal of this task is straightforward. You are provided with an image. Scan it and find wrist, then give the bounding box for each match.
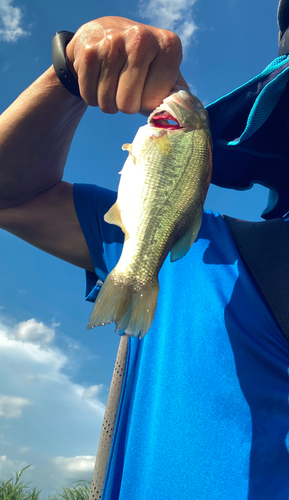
[52,31,81,98]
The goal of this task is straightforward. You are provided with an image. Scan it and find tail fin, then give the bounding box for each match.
[87,271,159,339]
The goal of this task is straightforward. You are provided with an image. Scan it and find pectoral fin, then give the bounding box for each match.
[122,143,132,152]
[122,143,136,164]
[170,208,203,262]
[104,201,126,232]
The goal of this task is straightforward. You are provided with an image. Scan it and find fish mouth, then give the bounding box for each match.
[148,87,208,131]
[148,111,182,130]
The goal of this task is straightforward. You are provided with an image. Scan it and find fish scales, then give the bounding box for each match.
[116,130,208,270]
[87,88,212,338]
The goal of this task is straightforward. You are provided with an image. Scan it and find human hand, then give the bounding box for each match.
[65,16,189,115]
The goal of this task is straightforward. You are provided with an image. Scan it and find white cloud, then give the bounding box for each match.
[52,455,95,476]
[0,320,67,377]
[16,318,55,344]
[139,0,198,49]
[0,312,107,496]
[82,384,105,400]
[0,0,29,42]
[0,455,27,474]
[0,395,31,419]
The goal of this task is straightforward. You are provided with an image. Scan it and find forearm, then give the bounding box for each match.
[0,16,187,271]
[0,17,187,212]
[0,65,87,209]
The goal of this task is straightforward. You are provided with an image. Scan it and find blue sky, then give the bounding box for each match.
[0,0,281,496]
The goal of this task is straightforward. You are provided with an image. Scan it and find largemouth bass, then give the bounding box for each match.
[87,88,212,338]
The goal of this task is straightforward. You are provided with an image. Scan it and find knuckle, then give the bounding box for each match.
[98,82,118,114]
[82,33,124,66]
[126,24,155,56]
[99,98,118,114]
[160,30,182,56]
[121,106,138,114]
[82,43,99,66]
[81,91,98,107]
[127,23,149,40]
[78,75,98,107]
[106,32,125,61]
[86,96,98,107]
[117,99,140,115]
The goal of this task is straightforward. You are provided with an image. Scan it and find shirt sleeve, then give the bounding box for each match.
[73,183,124,303]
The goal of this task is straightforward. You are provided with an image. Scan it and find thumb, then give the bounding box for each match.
[175,71,190,90]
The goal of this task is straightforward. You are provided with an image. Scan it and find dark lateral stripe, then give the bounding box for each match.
[89,336,129,500]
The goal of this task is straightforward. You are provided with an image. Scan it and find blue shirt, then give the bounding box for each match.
[74,183,289,500]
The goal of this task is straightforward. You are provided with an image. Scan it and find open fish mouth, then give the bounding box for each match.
[147,88,208,132]
[148,111,181,130]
